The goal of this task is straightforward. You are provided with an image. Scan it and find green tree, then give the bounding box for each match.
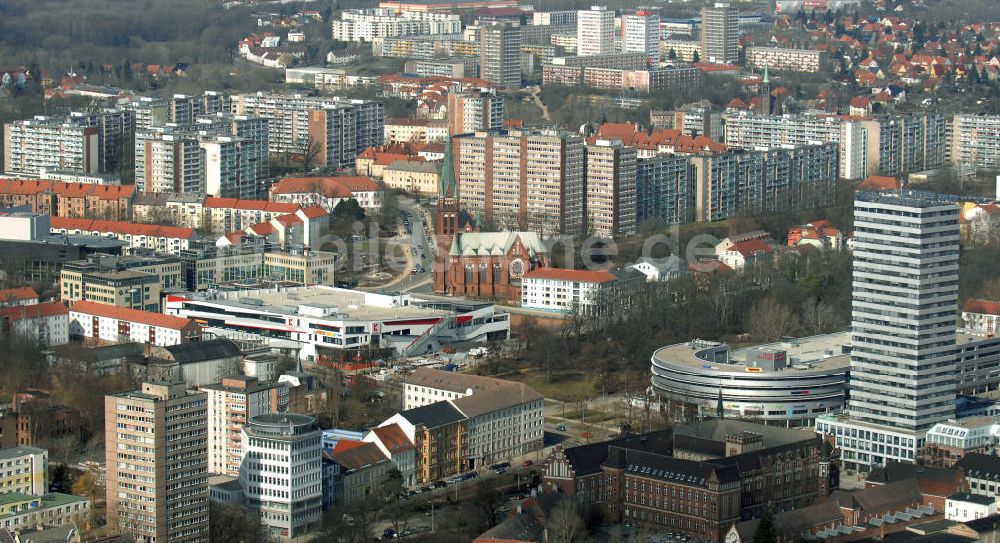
[753,508,778,543]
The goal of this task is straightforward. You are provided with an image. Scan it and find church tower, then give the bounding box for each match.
[433,136,460,293]
[759,65,772,115]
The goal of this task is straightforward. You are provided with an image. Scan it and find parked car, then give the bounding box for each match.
[556,424,566,431]
[382,528,397,539]
[522,460,533,468]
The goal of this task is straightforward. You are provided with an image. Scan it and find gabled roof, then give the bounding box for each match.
[69,301,197,331]
[49,217,194,239]
[451,383,542,418]
[160,338,242,363]
[963,298,1000,316]
[0,286,38,304]
[400,401,465,429]
[726,239,773,258]
[371,423,415,454]
[522,268,617,283]
[448,231,546,258]
[0,301,67,321]
[330,441,388,471]
[270,176,379,198]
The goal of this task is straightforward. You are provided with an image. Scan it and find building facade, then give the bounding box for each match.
[577,6,615,57]
[3,117,99,177]
[621,8,660,65]
[69,301,202,346]
[201,377,281,477]
[433,231,550,303]
[746,47,823,72]
[700,3,738,64]
[586,139,637,237]
[0,447,47,496]
[105,382,209,543]
[240,414,322,539]
[479,23,522,90]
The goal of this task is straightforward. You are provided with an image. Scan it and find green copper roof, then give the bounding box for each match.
[439,136,457,198]
[763,65,769,84]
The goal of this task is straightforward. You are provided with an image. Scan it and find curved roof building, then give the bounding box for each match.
[650,332,850,427]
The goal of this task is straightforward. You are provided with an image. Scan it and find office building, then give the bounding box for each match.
[230,93,385,168]
[585,139,637,237]
[60,257,169,312]
[0,447,47,496]
[816,191,961,470]
[700,3,738,64]
[576,6,614,57]
[621,8,660,65]
[240,414,322,539]
[105,381,209,543]
[447,91,504,135]
[455,129,585,234]
[479,23,522,90]
[3,117,99,177]
[201,377,282,477]
[949,114,1000,170]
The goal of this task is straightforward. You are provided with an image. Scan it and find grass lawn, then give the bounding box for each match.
[516,368,597,402]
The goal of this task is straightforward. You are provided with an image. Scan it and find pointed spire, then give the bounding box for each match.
[439,136,457,199]
[763,65,770,84]
[716,389,724,419]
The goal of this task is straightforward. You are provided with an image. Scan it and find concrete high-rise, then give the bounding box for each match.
[3,117,100,177]
[479,22,522,90]
[848,192,960,432]
[585,139,637,237]
[447,91,504,135]
[621,8,660,66]
[200,376,281,477]
[577,6,615,57]
[240,413,322,539]
[454,129,585,235]
[815,191,961,471]
[700,2,738,64]
[105,381,208,543]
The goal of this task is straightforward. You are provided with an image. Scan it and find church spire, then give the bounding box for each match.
[763,64,769,84]
[439,136,457,199]
[716,389,724,419]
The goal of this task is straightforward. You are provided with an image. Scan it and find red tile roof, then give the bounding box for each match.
[270,176,379,198]
[964,299,1000,316]
[372,424,415,453]
[273,213,303,226]
[0,287,39,304]
[298,207,328,219]
[49,217,194,239]
[0,301,67,321]
[726,239,773,258]
[0,180,134,200]
[522,268,617,283]
[858,175,901,190]
[70,301,197,330]
[203,197,300,213]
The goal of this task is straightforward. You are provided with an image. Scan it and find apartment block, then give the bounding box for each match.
[3,117,99,177]
[700,2,738,64]
[455,129,586,235]
[521,267,645,316]
[384,117,449,144]
[0,302,70,347]
[636,154,694,226]
[49,216,194,255]
[0,447,47,496]
[134,128,204,194]
[724,112,868,180]
[105,381,209,543]
[239,414,322,539]
[0,180,133,220]
[691,144,838,222]
[447,92,504,135]
[201,377,281,477]
[949,114,1000,169]
[746,46,823,72]
[331,8,461,42]
[585,139,637,237]
[860,114,947,178]
[621,8,660,65]
[480,22,522,90]
[577,6,615,57]
[69,301,202,346]
[68,109,135,175]
[231,93,385,169]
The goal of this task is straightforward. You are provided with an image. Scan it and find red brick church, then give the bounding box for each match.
[431,137,549,303]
